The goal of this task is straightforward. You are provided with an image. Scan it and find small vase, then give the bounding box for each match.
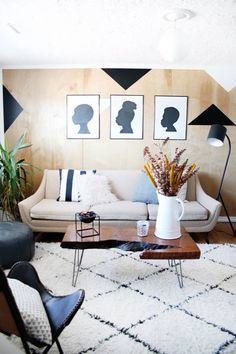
[155,193,184,240]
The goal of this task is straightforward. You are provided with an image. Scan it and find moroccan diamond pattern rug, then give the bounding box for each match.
[7,242,236,354]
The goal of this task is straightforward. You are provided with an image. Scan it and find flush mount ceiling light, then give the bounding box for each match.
[159,8,194,63]
[162,8,194,22]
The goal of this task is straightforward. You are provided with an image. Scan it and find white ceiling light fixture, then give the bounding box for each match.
[159,8,194,63]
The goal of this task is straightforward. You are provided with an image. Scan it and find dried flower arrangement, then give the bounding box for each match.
[144,138,199,196]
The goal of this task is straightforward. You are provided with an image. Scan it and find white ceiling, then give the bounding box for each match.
[0,0,236,69]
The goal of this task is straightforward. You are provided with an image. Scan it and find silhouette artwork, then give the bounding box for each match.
[115,101,137,133]
[72,104,94,134]
[161,106,180,132]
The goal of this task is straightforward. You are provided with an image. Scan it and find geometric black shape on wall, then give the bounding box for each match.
[189,104,235,126]
[102,68,151,90]
[3,85,23,132]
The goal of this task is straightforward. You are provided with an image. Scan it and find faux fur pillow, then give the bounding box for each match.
[78,174,118,206]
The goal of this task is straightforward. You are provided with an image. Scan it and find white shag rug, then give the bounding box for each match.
[6,242,236,354]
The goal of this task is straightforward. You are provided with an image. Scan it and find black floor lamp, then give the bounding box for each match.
[207,124,236,236]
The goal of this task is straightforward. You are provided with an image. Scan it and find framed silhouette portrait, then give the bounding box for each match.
[67,95,100,139]
[154,96,188,140]
[110,95,144,139]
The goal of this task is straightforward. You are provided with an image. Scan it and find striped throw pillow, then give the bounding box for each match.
[57,169,96,202]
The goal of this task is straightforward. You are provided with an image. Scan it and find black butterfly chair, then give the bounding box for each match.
[0,261,85,354]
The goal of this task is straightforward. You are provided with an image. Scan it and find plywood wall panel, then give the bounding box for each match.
[3,68,236,215]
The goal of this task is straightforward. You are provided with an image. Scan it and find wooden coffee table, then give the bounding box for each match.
[61,222,200,288]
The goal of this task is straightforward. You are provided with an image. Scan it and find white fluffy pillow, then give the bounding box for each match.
[78,174,118,206]
[8,278,52,345]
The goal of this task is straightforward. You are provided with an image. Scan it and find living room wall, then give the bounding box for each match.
[2,68,236,216]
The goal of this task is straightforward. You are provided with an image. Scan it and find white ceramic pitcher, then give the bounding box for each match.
[154,193,185,239]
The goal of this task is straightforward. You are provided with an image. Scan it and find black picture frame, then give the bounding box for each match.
[110,95,144,139]
[154,95,188,140]
[67,94,100,139]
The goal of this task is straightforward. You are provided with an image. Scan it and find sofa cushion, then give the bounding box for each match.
[31,199,147,221]
[91,201,148,220]
[97,170,141,201]
[30,199,90,220]
[132,171,158,204]
[8,278,52,345]
[177,183,187,201]
[185,175,196,201]
[78,174,118,206]
[148,201,208,221]
[58,169,96,202]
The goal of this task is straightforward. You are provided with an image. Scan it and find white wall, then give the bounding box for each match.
[0,69,4,144]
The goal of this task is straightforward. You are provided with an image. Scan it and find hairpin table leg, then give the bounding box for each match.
[168,259,184,288]
[72,249,84,287]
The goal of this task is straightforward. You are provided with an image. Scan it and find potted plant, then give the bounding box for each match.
[0,133,34,220]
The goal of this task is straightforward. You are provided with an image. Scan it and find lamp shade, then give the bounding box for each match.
[207,124,227,147]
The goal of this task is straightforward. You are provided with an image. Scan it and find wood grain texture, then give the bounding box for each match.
[3,68,236,214]
[61,223,200,260]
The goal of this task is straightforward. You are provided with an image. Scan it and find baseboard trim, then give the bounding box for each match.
[218,216,236,223]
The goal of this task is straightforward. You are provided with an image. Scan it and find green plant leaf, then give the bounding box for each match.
[0,133,35,220]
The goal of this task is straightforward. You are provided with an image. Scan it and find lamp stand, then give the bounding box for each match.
[216,134,235,236]
[218,193,236,236]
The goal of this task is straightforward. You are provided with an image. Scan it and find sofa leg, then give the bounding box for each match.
[190,232,209,244]
[205,232,210,244]
[189,232,195,240]
[34,232,45,241]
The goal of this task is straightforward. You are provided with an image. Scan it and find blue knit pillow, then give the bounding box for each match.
[57,169,96,202]
[132,171,158,204]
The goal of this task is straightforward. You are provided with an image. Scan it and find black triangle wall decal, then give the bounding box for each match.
[102,68,151,90]
[189,104,235,126]
[3,85,23,132]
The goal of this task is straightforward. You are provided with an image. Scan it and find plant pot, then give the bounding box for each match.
[78,211,96,223]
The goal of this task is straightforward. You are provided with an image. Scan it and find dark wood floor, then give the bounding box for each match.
[192,222,236,244]
[35,222,236,244]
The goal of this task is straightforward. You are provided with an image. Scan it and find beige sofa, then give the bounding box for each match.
[19,169,221,234]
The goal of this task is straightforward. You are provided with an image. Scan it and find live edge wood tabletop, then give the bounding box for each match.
[61,223,201,261]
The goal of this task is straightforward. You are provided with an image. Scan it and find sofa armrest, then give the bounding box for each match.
[195,174,221,227]
[18,171,46,225]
